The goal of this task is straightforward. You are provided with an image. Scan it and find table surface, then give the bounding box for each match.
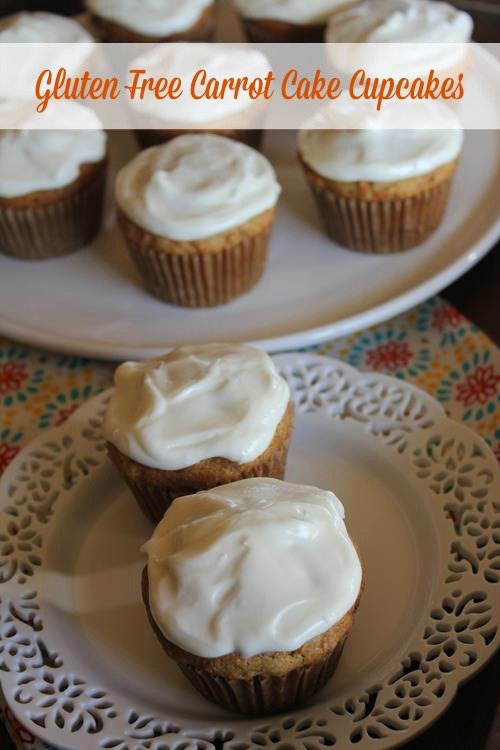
[0,1,498,749]
[0,261,498,750]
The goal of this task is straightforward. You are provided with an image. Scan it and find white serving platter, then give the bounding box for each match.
[0,354,498,750]
[0,127,499,361]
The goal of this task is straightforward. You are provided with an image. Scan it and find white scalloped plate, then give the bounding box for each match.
[0,126,499,360]
[0,354,498,750]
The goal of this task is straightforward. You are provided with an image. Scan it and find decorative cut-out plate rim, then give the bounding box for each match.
[0,352,498,750]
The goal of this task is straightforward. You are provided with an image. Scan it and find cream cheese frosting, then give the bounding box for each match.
[0,101,107,198]
[0,12,95,100]
[144,478,363,658]
[234,0,357,25]
[0,11,93,42]
[85,0,213,37]
[128,43,271,124]
[104,344,290,471]
[298,101,463,182]
[325,0,472,42]
[325,0,472,77]
[115,134,281,242]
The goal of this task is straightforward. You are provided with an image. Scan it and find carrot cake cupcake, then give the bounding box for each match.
[115,134,281,307]
[0,10,92,43]
[0,101,107,260]
[0,11,94,100]
[234,0,357,43]
[85,0,215,42]
[298,101,463,253]
[142,477,364,713]
[129,44,270,150]
[104,344,294,523]
[325,0,472,78]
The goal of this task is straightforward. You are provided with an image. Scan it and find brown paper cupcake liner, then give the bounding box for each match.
[307,178,453,254]
[107,406,293,524]
[177,640,346,714]
[107,466,183,525]
[141,568,349,715]
[0,160,107,260]
[135,128,263,151]
[242,17,325,43]
[119,213,274,308]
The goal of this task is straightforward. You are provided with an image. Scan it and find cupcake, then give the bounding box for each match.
[85,0,215,42]
[0,10,92,44]
[104,344,294,523]
[142,478,364,714]
[115,134,281,307]
[0,102,107,261]
[234,0,357,43]
[298,101,463,253]
[129,44,270,151]
[0,12,94,100]
[325,0,472,79]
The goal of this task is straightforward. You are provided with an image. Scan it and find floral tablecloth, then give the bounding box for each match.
[0,294,499,750]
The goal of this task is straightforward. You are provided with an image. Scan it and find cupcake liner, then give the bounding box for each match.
[306,177,454,254]
[109,468,183,526]
[119,214,274,308]
[0,161,106,260]
[135,129,263,151]
[177,640,346,714]
[242,18,325,43]
[107,411,292,524]
[141,567,348,715]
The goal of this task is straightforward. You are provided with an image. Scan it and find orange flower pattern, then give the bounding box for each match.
[365,341,414,372]
[0,361,28,395]
[456,364,500,407]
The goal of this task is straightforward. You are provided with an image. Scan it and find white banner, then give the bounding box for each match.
[0,42,499,130]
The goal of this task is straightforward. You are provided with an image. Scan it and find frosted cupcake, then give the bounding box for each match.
[104,345,294,523]
[115,134,281,307]
[130,44,270,151]
[0,12,94,100]
[142,478,364,713]
[0,10,92,43]
[85,0,215,42]
[234,0,357,43]
[325,0,472,78]
[298,101,463,253]
[0,102,107,261]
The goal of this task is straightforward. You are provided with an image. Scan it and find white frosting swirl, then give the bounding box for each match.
[144,478,363,658]
[128,43,271,124]
[0,12,94,100]
[104,344,290,471]
[86,0,212,37]
[115,135,281,241]
[0,102,107,198]
[325,0,472,77]
[234,0,356,25]
[325,0,472,42]
[0,11,93,42]
[298,101,463,182]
